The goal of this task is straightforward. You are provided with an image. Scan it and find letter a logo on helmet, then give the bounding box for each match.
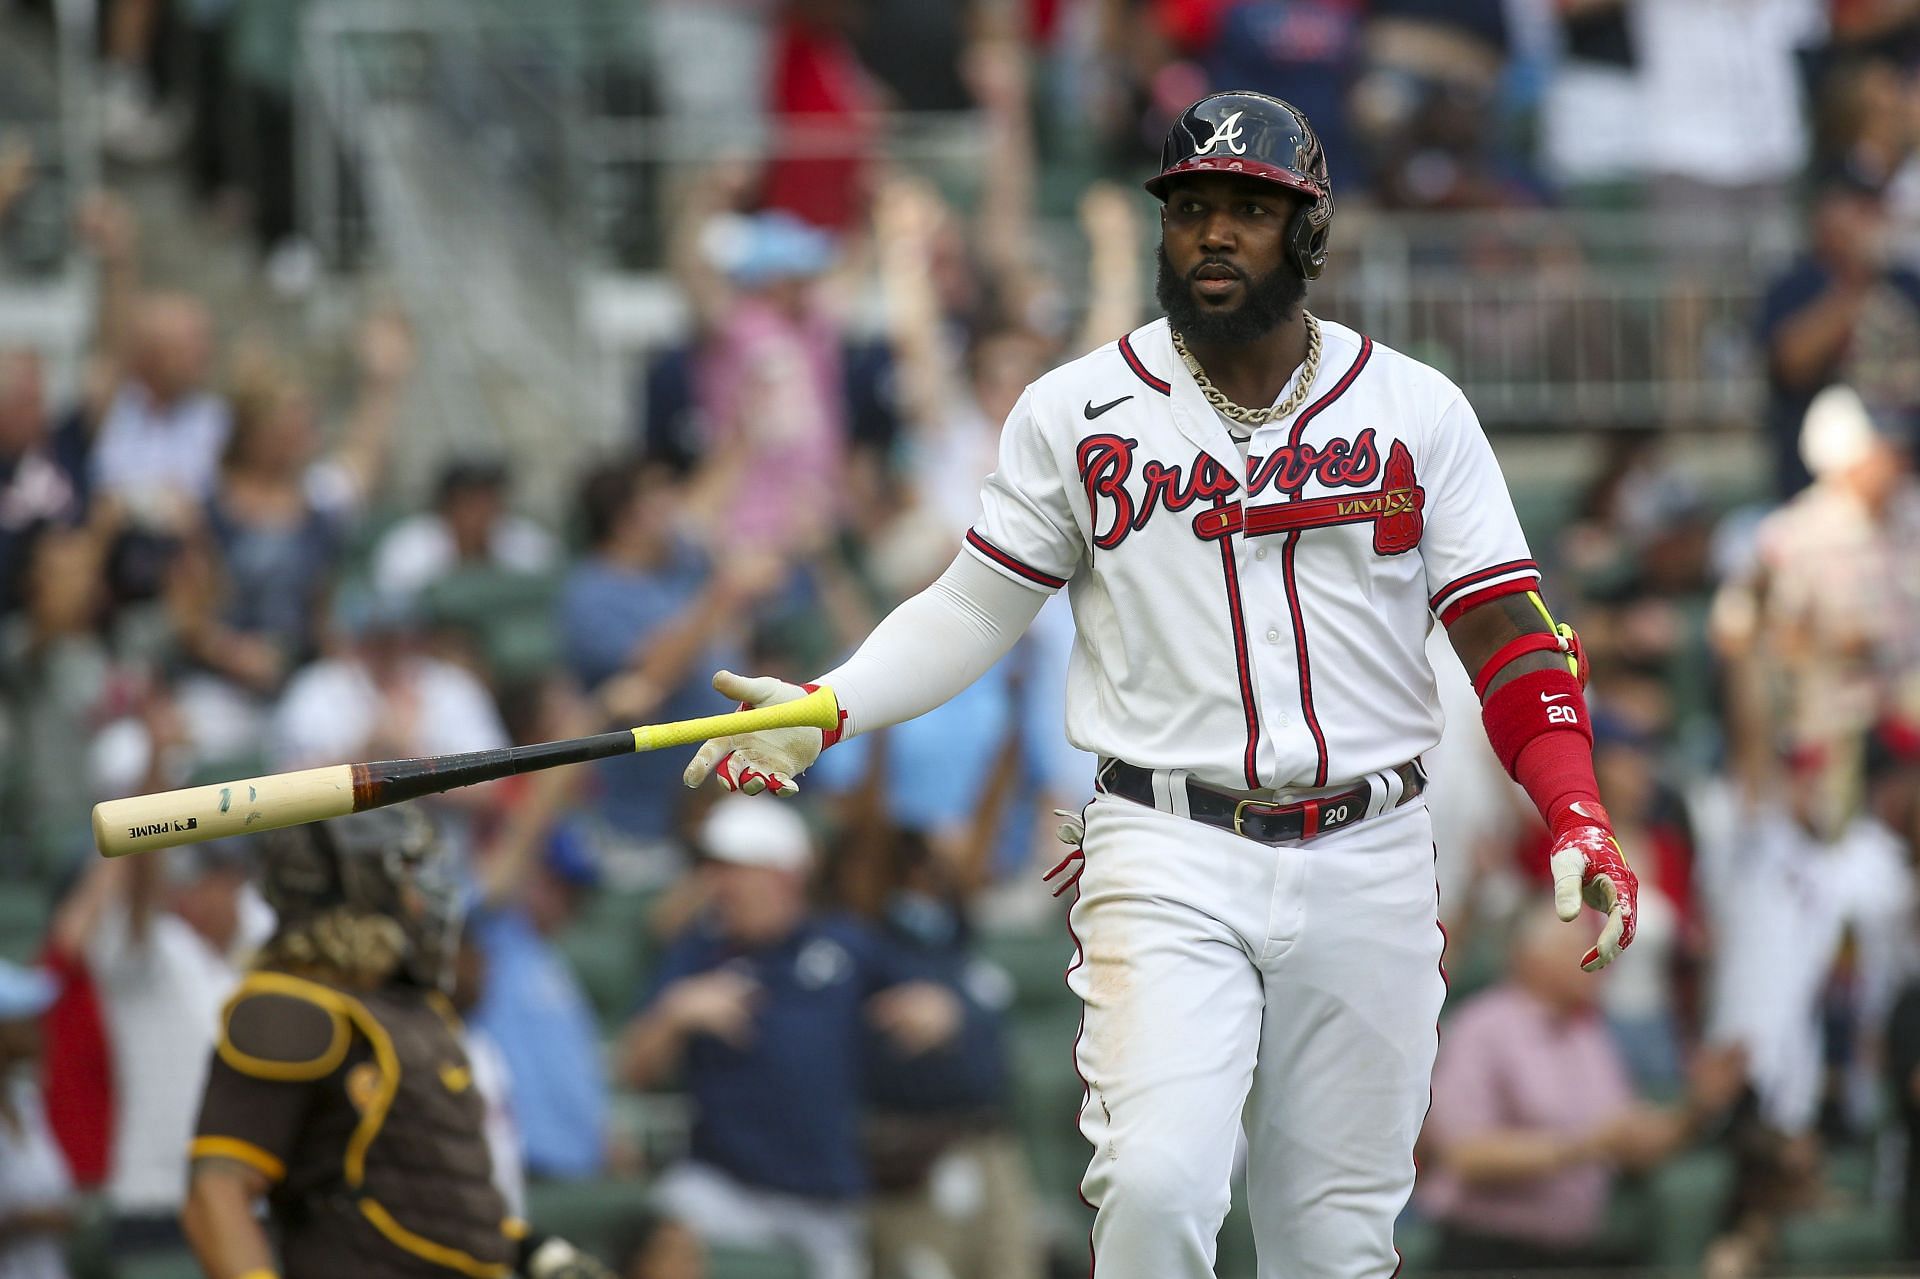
[1194,111,1247,156]
[1144,91,1336,280]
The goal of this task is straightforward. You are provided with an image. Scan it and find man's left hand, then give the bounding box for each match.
[1549,813,1639,973]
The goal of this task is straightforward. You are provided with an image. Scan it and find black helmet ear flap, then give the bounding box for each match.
[1288,191,1333,280]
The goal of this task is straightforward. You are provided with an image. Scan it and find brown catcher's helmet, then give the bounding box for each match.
[1145,91,1335,280]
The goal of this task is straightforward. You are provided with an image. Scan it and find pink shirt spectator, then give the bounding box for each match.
[697,295,846,546]
[1418,984,1635,1248]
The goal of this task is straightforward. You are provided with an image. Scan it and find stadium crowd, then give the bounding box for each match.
[3,0,1920,1277]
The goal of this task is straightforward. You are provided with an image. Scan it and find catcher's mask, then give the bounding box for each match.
[260,806,464,992]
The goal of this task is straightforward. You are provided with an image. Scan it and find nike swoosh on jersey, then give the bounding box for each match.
[1084,395,1133,419]
[1540,692,1572,703]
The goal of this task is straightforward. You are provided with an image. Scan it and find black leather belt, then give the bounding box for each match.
[1097,759,1426,845]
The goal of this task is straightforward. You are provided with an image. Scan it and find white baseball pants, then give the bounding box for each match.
[1066,793,1446,1279]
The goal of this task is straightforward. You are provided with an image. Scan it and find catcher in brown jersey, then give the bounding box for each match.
[181,807,611,1279]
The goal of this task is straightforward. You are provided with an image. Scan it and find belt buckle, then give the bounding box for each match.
[1232,797,1285,838]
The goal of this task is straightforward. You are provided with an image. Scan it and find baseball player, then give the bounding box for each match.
[685,91,1639,1278]
[180,809,613,1279]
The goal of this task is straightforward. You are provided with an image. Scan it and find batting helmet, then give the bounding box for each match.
[1144,91,1334,280]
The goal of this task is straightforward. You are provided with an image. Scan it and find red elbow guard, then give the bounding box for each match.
[1481,668,1607,836]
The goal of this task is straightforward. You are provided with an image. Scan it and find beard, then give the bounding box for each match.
[1155,244,1307,347]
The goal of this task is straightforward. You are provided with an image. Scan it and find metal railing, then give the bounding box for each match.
[298,2,1818,469]
[1316,205,1800,428]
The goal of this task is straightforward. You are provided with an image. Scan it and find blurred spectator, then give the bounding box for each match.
[1533,0,1643,199]
[695,211,848,548]
[0,350,83,616]
[647,0,775,128]
[170,316,412,759]
[36,872,114,1192]
[1758,167,1920,497]
[841,828,1041,1279]
[50,842,266,1251]
[619,798,962,1279]
[810,510,1021,853]
[228,0,321,282]
[762,0,880,233]
[99,0,183,163]
[1807,52,1912,186]
[1351,0,1519,208]
[1417,910,1747,1272]
[0,526,118,870]
[372,457,557,605]
[557,460,778,846]
[451,934,527,1218]
[1587,713,1699,1092]
[469,821,612,1182]
[1713,385,1920,819]
[1691,726,1917,1277]
[876,171,1140,529]
[1638,0,1823,226]
[181,0,241,213]
[1889,971,1920,1263]
[0,959,74,1279]
[619,1209,709,1279]
[1155,0,1364,191]
[271,587,509,770]
[1699,744,1914,1137]
[88,293,227,517]
[850,0,972,111]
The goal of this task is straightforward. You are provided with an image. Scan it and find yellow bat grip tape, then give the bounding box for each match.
[628,685,842,754]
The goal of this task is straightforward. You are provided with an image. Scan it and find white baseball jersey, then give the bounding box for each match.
[965,317,1538,792]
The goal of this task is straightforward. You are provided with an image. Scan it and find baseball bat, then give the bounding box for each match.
[90,685,841,858]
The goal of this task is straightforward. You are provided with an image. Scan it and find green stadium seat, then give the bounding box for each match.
[975,926,1075,1012]
[524,1175,652,1259]
[556,885,661,1028]
[111,1251,205,1279]
[0,883,48,962]
[1776,1201,1901,1270]
[1629,1148,1734,1269]
[63,1195,115,1279]
[707,1245,810,1279]
[1394,1217,1441,1277]
[420,567,562,687]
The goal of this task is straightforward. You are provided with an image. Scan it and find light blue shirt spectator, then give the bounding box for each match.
[468,826,610,1181]
[810,653,1015,832]
[557,538,736,839]
[469,907,608,1179]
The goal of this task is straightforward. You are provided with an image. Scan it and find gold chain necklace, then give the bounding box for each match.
[1172,312,1322,429]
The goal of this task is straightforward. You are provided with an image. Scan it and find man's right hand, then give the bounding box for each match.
[682,670,842,796]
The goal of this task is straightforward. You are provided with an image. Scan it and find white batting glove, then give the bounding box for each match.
[682,670,842,797]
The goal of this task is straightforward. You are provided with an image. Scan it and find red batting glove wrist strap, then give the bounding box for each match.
[1482,668,1606,836]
